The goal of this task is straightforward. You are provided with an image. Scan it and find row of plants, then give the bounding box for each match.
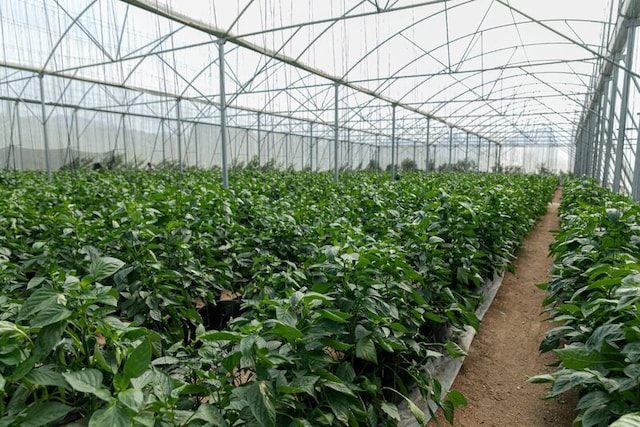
[0,170,557,426]
[531,178,640,427]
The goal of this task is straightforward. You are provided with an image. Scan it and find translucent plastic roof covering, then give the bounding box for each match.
[0,0,618,149]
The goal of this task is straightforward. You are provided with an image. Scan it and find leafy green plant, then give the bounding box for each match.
[0,169,556,425]
[531,178,640,427]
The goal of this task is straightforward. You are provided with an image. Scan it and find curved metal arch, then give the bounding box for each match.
[424,70,593,117]
[42,0,102,72]
[387,40,597,107]
[340,31,598,142]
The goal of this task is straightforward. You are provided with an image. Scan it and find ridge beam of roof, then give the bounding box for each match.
[121,0,500,145]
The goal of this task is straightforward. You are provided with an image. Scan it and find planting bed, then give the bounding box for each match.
[532,178,640,427]
[0,170,556,426]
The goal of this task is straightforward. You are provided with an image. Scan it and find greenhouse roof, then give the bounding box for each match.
[0,0,625,151]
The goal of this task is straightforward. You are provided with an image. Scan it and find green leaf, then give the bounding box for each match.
[89,256,126,281]
[355,337,377,364]
[198,331,243,342]
[576,391,611,410]
[266,320,303,341]
[289,375,319,396]
[63,369,111,401]
[33,321,66,358]
[16,289,59,322]
[118,389,144,412]
[191,404,227,426]
[585,323,625,352]
[25,365,68,389]
[30,304,72,328]
[549,370,597,396]
[581,405,610,427]
[0,321,28,339]
[89,404,131,427]
[447,389,468,407]
[94,345,119,375]
[231,381,276,427]
[405,398,426,425]
[611,413,640,427]
[122,338,152,384]
[317,309,351,323]
[21,402,74,427]
[444,341,466,358]
[556,346,610,370]
[380,402,400,421]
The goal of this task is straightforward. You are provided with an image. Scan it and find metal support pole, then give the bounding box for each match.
[487,140,492,172]
[376,135,381,170]
[307,124,312,171]
[602,58,621,187]
[334,82,339,182]
[39,74,52,180]
[425,118,430,172]
[448,127,453,171]
[391,104,397,180]
[497,144,502,170]
[74,108,81,172]
[194,125,199,168]
[477,136,481,171]
[594,87,609,181]
[464,133,469,170]
[257,112,262,167]
[347,129,351,170]
[218,39,229,188]
[15,101,24,171]
[175,99,182,172]
[121,113,128,169]
[613,23,636,193]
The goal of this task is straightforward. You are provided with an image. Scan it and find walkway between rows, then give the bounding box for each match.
[430,188,577,426]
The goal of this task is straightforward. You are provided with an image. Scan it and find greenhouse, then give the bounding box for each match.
[1,1,640,426]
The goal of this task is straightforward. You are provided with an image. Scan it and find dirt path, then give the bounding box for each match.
[429,188,578,426]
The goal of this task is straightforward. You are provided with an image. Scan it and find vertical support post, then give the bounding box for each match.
[425,118,430,172]
[333,82,339,182]
[285,134,289,168]
[245,128,249,166]
[376,135,381,170]
[613,23,636,193]
[487,140,492,172]
[218,39,229,188]
[347,129,351,170]
[477,136,481,171]
[413,140,417,168]
[594,86,609,180]
[74,108,81,173]
[391,104,397,180]
[121,113,128,169]
[194,124,199,168]
[602,58,620,187]
[301,128,305,170]
[257,112,262,167]
[497,144,502,170]
[448,127,453,171]
[161,118,166,165]
[39,74,52,180]
[15,101,24,171]
[464,133,469,171]
[308,124,313,171]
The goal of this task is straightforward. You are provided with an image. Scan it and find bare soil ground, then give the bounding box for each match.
[429,188,578,426]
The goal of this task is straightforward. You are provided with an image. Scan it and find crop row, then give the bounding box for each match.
[532,178,640,427]
[0,170,556,426]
